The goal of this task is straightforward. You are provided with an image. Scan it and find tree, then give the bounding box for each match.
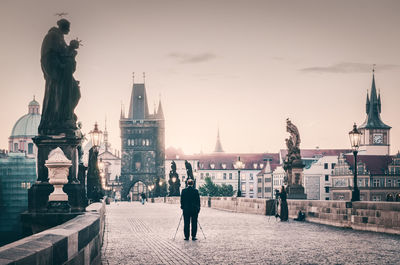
[199,177,234,197]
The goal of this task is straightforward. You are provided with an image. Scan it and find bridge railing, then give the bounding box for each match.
[0,201,105,265]
[152,196,400,235]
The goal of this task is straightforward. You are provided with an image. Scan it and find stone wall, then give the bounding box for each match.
[0,202,105,265]
[151,196,400,235]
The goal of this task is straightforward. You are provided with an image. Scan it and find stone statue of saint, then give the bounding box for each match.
[171,161,177,174]
[185,160,194,179]
[38,19,81,136]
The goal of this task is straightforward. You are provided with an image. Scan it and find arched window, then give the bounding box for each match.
[14,143,18,152]
[28,143,34,154]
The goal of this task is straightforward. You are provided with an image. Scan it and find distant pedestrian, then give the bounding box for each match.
[279,186,288,221]
[180,178,200,240]
[141,192,146,205]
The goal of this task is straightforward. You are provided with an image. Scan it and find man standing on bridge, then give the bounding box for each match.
[180,178,200,240]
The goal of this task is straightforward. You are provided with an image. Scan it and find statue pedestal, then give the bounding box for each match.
[25,134,86,234]
[287,184,307,199]
[285,161,307,200]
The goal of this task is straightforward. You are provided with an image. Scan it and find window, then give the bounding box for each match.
[265,187,271,193]
[206,173,209,177]
[28,143,34,154]
[325,197,330,200]
[324,163,328,169]
[325,187,329,193]
[265,178,271,182]
[258,178,261,183]
[373,179,380,187]
[258,187,262,193]
[331,163,336,169]
[325,175,329,181]
[241,184,246,191]
[372,195,381,201]
[14,143,18,151]
[249,184,254,192]
[397,179,400,187]
[387,179,392,187]
[223,173,227,180]
[229,173,232,180]
[200,173,204,180]
[250,173,254,180]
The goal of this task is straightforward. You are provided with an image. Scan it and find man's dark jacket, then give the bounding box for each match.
[180,186,200,214]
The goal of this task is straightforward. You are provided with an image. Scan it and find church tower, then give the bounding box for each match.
[358,70,391,155]
[120,74,165,199]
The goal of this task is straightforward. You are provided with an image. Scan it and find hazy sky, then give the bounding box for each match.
[1,0,400,155]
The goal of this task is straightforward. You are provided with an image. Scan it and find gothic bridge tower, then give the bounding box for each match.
[120,76,165,200]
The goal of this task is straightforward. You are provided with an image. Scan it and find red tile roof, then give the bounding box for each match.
[280,149,351,160]
[166,149,280,171]
[344,154,393,175]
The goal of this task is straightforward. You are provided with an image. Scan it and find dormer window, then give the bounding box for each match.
[253,163,258,169]
[210,163,215,169]
[222,163,226,169]
[259,163,264,169]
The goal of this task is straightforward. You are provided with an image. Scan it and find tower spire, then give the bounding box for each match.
[104,116,109,152]
[359,68,390,130]
[213,126,224,153]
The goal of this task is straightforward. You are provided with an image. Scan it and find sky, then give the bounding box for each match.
[1,0,400,155]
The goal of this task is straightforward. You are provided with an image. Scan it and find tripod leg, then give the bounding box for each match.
[173,213,183,240]
[197,220,206,239]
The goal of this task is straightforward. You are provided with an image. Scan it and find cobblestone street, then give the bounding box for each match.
[101,202,400,265]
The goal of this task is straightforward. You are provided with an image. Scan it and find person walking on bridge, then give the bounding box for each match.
[180,178,200,240]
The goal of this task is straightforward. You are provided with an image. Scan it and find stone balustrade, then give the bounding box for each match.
[0,202,105,265]
[151,196,400,235]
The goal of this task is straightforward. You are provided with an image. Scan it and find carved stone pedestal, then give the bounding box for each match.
[285,160,307,200]
[287,184,307,199]
[23,134,86,235]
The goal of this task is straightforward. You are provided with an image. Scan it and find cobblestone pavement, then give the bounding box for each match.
[101,202,400,265]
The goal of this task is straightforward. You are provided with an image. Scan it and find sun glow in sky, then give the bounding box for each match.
[1,0,400,154]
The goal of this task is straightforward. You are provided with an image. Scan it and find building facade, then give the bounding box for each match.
[120,80,165,200]
[330,72,400,201]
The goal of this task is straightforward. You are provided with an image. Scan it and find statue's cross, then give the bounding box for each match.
[55,12,68,18]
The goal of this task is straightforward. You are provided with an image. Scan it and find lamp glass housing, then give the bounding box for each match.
[349,123,362,152]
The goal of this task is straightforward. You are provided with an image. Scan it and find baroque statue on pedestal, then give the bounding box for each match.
[39,18,81,136]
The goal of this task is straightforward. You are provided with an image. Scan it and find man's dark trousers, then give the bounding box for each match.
[183,210,198,239]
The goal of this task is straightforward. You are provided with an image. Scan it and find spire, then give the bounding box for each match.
[120,102,125,119]
[213,127,224,153]
[156,98,165,120]
[359,68,391,129]
[265,160,271,173]
[366,90,370,114]
[128,73,149,120]
[104,117,109,152]
[378,89,381,113]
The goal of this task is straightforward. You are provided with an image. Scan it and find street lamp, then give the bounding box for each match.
[234,156,245,197]
[87,122,103,202]
[349,123,362,202]
[89,122,102,150]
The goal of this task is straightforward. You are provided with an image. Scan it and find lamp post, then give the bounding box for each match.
[349,123,362,202]
[234,156,245,197]
[87,122,103,202]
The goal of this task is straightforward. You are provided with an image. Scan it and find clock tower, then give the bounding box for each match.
[358,71,391,155]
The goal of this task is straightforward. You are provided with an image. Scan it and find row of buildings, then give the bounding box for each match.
[119,72,400,202]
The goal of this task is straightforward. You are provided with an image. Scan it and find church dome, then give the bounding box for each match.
[10,98,41,138]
